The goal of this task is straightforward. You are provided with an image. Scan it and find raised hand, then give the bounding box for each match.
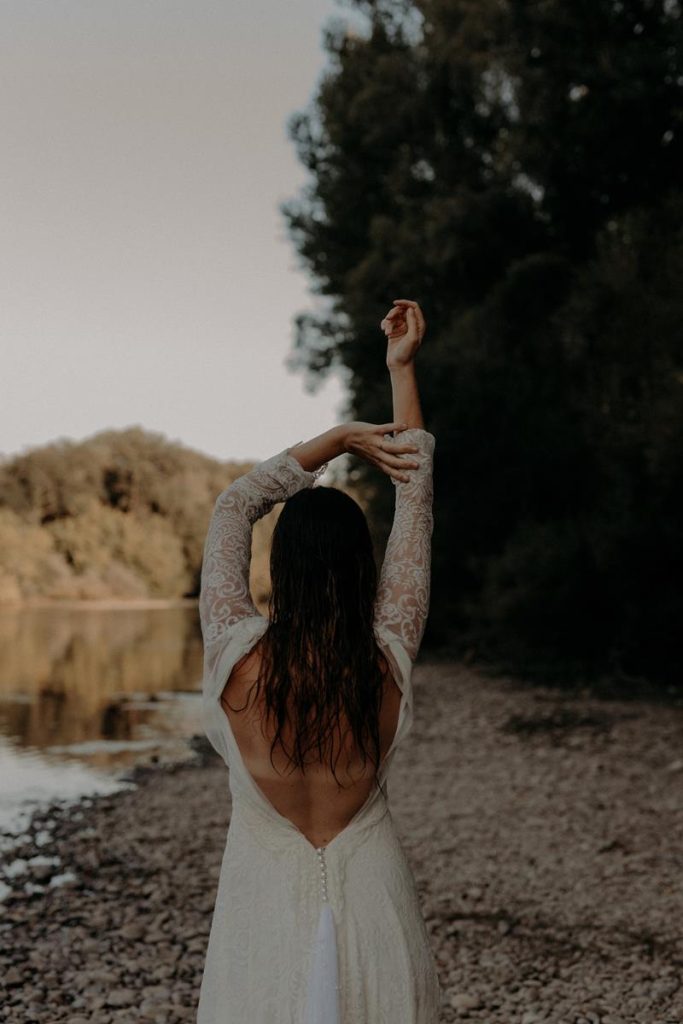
[380,299,427,369]
[343,421,421,483]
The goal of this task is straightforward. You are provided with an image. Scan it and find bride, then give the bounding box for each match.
[197,299,442,1023]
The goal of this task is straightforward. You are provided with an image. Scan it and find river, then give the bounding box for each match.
[0,602,204,840]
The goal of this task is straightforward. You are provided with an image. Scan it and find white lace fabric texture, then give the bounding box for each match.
[196,428,442,1023]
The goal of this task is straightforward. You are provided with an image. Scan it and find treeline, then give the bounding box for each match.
[0,428,274,605]
[281,0,682,688]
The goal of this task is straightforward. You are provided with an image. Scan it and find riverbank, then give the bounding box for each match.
[1,661,681,1023]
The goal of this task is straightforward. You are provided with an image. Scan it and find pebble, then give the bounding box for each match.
[1,664,681,1024]
[451,992,482,1011]
[4,967,22,986]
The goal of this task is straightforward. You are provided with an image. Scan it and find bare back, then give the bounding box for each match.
[199,427,435,847]
[220,641,402,848]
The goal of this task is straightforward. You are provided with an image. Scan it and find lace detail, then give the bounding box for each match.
[197,802,443,1022]
[199,444,326,654]
[373,428,436,663]
[289,440,329,480]
[197,429,443,1022]
[199,428,435,680]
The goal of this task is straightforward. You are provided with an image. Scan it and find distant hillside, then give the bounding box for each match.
[0,427,298,605]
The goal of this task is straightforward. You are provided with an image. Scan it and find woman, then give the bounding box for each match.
[196,299,441,1023]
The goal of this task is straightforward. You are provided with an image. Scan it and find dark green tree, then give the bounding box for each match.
[281,0,683,689]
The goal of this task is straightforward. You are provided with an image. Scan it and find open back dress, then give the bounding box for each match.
[196,427,442,1023]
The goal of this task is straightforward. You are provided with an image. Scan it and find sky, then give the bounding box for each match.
[0,0,357,464]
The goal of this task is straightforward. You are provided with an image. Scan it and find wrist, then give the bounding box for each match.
[387,360,416,374]
[331,423,350,457]
[287,425,346,474]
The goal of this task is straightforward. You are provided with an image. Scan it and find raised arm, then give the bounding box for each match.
[199,445,328,653]
[374,299,435,661]
[199,417,413,662]
[373,426,435,662]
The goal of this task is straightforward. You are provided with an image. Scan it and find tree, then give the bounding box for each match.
[0,429,265,602]
[281,0,683,688]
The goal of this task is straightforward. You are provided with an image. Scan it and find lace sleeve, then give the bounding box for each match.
[373,427,436,663]
[199,442,327,654]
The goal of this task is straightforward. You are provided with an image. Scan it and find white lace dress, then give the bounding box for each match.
[196,427,442,1023]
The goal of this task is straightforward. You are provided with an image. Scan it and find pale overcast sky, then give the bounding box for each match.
[0,0,359,463]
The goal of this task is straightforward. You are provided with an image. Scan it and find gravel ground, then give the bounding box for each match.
[1,660,681,1024]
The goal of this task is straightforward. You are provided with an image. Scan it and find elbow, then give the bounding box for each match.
[213,480,247,514]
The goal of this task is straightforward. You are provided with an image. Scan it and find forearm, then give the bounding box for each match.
[201,442,328,643]
[389,364,424,430]
[287,424,347,474]
[374,428,435,660]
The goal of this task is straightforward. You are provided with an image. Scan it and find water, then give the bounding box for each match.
[0,603,204,840]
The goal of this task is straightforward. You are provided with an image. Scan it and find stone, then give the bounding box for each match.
[105,989,135,1008]
[451,992,482,1011]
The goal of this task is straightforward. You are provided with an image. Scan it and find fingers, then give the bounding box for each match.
[404,307,424,341]
[377,437,420,480]
[393,299,426,334]
[388,442,420,453]
[392,299,420,319]
[375,421,409,433]
[378,437,420,459]
[381,323,405,339]
[381,451,420,470]
[380,306,407,336]
[388,308,407,332]
[374,454,413,482]
[350,426,419,481]
[384,461,415,482]
[380,307,401,325]
[379,434,420,452]
[408,306,423,331]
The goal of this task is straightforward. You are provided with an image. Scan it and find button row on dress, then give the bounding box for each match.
[315,846,329,903]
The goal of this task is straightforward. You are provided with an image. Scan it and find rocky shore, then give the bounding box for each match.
[1,660,681,1023]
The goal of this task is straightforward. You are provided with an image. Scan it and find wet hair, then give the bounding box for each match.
[224,485,388,788]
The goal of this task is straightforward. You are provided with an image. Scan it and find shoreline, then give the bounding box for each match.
[1,662,682,1023]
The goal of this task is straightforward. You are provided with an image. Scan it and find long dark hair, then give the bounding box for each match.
[224,485,388,788]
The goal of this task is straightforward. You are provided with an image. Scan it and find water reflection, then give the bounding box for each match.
[0,603,204,833]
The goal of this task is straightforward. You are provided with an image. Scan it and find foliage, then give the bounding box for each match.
[0,428,253,603]
[281,0,683,686]
[0,509,68,602]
